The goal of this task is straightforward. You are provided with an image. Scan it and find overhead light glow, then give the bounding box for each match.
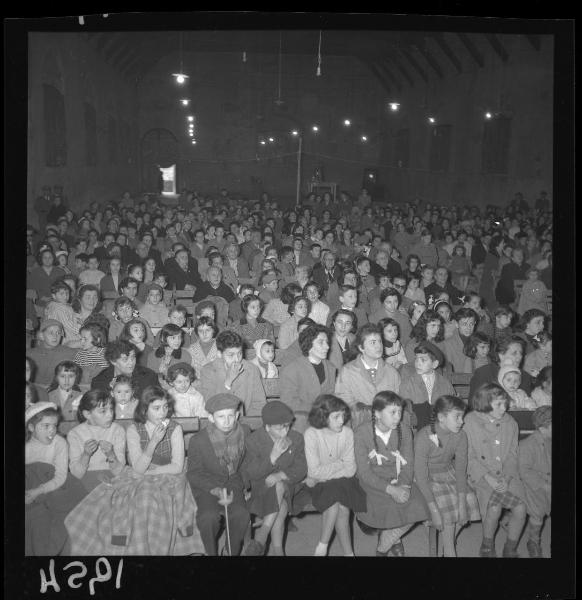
[343,119,351,126]
[291,130,299,136]
[268,137,275,143]
[188,132,194,137]
[172,73,189,84]
[181,99,190,106]
[191,139,197,144]
[361,135,368,142]
[260,139,267,145]
[428,117,436,124]
[312,125,319,132]
[485,112,493,119]
[389,102,400,111]
[187,116,194,122]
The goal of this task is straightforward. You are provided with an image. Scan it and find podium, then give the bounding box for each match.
[309,181,337,202]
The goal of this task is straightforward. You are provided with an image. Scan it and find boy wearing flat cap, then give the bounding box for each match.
[187,393,251,556]
[398,341,456,431]
[242,401,308,556]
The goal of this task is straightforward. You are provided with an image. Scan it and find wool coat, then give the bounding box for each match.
[518,430,551,520]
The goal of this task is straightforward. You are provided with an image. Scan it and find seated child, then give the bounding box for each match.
[25,402,85,556]
[530,366,552,408]
[250,339,278,379]
[379,317,407,369]
[74,322,109,385]
[398,342,455,431]
[157,304,194,347]
[493,305,514,342]
[67,389,126,493]
[230,294,275,350]
[188,316,219,380]
[304,394,366,556]
[120,319,154,367]
[354,391,428,557]
[403,273,426,305]
[498,364,536,410]
[78,254,106,287]
[44,281,80,347]
[111,374,139,420]
[463,292,494,338]
[523,331,552,377]
[518,406,551,558]
[228,284,256,326]
[139,284,170,336]
[166,362,207,418]
[448,245,470,291]
[126,386,185,475]
[463,383,527,558]
[413,395,481,557]
[242,401,308,556]
[463,332,492,373]
[47,361,83,421]
[517,267,548,315]
[187,393,252,556]
[258,271,280,306]
[434,300,456,340]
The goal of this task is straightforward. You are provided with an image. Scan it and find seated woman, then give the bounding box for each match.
[147,324,193,385]
[404,309,446,365]
[242,401,308,556]
[108,296,154,345]
[188,316,219,380]
[276,296,311,350]
[229,293,275,351]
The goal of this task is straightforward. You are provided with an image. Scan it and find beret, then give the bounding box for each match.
[205,393,240,414]
[25,401,58,423]
[262,400,294,425]
[40,319,64,333]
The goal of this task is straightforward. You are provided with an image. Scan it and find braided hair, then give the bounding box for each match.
[429,395,467,447]
[371,391,404,454]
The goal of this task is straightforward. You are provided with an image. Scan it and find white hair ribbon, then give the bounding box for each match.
[391,450,408,479]
[368,449,389,466]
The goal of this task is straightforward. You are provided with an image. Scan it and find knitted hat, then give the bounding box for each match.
[262,400,294,426]
[498,364,521,387]
[39,319,64,333]
[532,405,552,428]
[205,393,240,414]
[25,401,58,423]
[252,338,273,358]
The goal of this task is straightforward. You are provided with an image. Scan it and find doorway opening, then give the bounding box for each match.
[160,164,176,195]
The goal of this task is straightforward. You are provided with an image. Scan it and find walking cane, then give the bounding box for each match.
[218,488,234,556]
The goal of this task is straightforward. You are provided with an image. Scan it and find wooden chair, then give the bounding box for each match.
[450,372,472,403]
[509,409,535,439]
[263,378,281,400]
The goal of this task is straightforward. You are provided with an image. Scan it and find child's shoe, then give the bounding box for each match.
[502,543,519,558]
[526,539,543,558]
[243,540,265,556]
[479,544,497,558]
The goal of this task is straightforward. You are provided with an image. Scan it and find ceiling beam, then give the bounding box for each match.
[484,34,509,63]
[117,48,141,74]
[364,60,392,94]
[375,60,403,91]
[432,33,463,74]
[399,47,428,82]
[384,52,414,88]
[457,33,485,68]
[525,34,542,51]
[413,40,444,79]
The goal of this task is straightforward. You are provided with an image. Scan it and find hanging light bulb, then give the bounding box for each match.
[343,119,351,126]
[268,137,275,143]
[291,130,299,136]
[312,125,319,132]
[428,117,436,124]
[389,102,400,112]
[191,139,197,145]
[187,116,194,122]
[260,139,266,145]
[181,99,190,106]
[361,135,368,142]
[485,111,493,120]
[173,73,188,84]
[188,132,194,137]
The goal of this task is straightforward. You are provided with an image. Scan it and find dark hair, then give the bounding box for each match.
[411,309,445,343]
[330,309,357,333]
[518,308,547,332]
[155,324,184,358]
[36,246,56,266]
[463,332,492,359]
[406,254,421,269]
[298,323,330,356]
[303,280,323,300]
[280,282,303,305]
[288,295,312,316]
[194,315,219,338]
[380,287,401,306]
[166,363,196,384]
[452,307,478,324]
[414,341,440,365]
[354,323,383,354]
[532,330,552,349]
[47,360,82,393]
[471,382,510,413]
[119,319,147,345]
[119,276,139,292]
[241,293,263,315]
[105,339,136,364]
[72,284,102,314]
[378,317,400,341]
[297,316,315,331]
[494,305,514,318]
[169,304,188,319]
[77,389,113,423]
[113,295,136,314]
[341,268,361,288]
[194,299,216,317]
[429,395,467,447]
[51,280,71,296]
[134,386,174,424]
[308,394,351,429]
[534,365,552,390]
[407,300,426,321]
[494,335,525,364]
[371,391,404,453]
[110,373,133,391]
[79,322,108,348]
[216,330,243,353]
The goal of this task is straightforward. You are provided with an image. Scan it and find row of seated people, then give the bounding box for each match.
[25,382,552,557]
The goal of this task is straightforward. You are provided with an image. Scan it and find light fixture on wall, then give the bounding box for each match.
[388,102,400,112]
[259,139,267,145]
[172,32,189,84]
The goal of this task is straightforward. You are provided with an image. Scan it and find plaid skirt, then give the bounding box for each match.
[487,488,525,511]
[430,469,481,525]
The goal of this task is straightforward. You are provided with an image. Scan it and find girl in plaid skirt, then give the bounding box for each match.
[464,383,527,557]
[413,395,481,556]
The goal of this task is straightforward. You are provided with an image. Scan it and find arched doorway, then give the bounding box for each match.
[140,128,179,193]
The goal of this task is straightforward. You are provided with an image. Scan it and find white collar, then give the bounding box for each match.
[375,427,392,445]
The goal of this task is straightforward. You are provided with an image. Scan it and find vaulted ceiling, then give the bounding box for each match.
[87,30,543,91]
